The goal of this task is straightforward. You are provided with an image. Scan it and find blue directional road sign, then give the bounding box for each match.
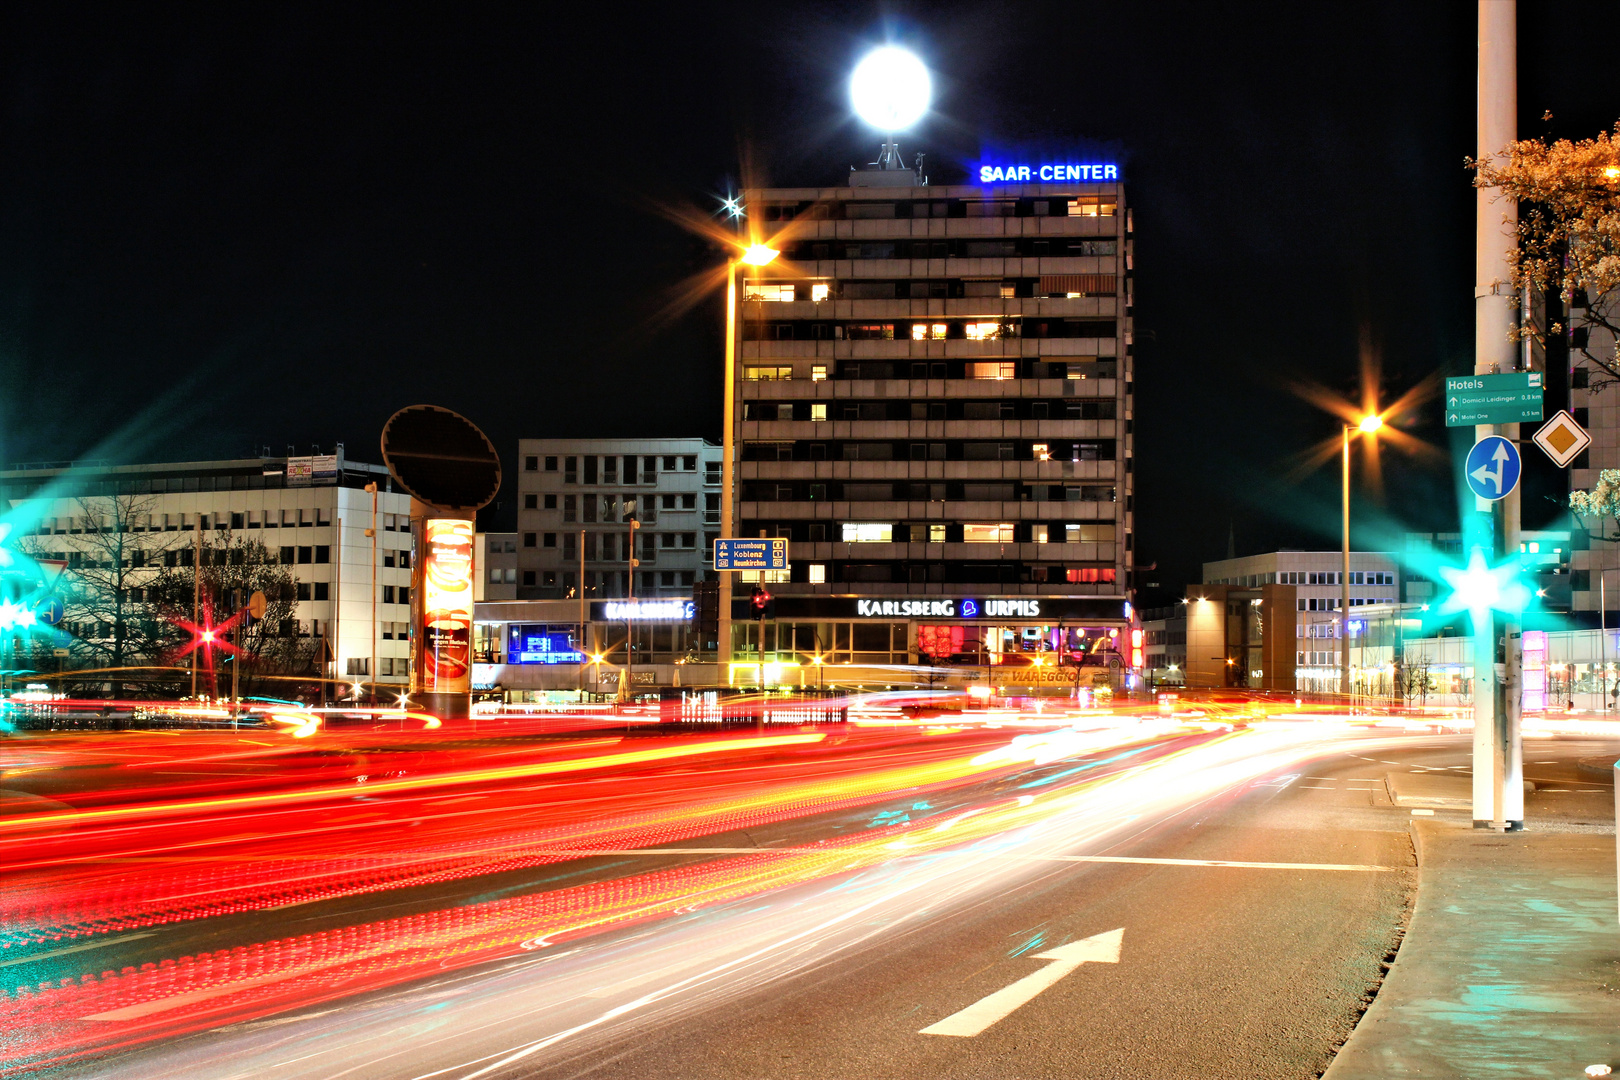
[1464,435,1521,502]
[35,598,63,626]
[714,538,789,571]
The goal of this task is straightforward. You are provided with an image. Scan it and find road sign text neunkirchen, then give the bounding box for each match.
[714,538,789,571]
[1444,372,1543,427]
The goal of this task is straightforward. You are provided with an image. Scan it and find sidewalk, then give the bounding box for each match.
[1325,818,1620,1079]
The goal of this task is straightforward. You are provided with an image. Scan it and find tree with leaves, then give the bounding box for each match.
[1472,119,1620,388]
[145,530,322,702]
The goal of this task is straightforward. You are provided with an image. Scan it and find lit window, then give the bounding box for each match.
[1033,443,1051,461]
[1032,525,1049,543]
[810,403,828,422]
[744,366,793,381]
[963,523,1014,543]
[911,324,928,341]
[931,323,946,339]
[928,524,946,543]
[967,362,1016,380]
[842,522,894,543]
[808,563,827,583]
[744,284,795,302]
[811,283,830,302]
[964,322,1002,340]
[811,365,828,381]
[1067,196,1118,217]
[1000,283,1016,298]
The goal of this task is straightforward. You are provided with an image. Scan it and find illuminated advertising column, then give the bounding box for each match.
[412,516,474,718]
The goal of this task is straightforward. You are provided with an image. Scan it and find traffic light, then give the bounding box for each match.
[749,584,773,620]
[694,579,720,641]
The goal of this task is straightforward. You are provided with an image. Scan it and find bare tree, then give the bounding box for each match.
[145,529,321,701]
[22,494,186,697]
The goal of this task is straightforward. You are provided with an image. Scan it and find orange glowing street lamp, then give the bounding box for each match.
[1341,413,1386,696]
[719,240,780,678]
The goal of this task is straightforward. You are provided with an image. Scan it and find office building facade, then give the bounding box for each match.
[514,439,722,601]
[0,451,414,688]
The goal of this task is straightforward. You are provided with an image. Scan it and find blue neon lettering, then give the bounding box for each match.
[977,162,1119,184]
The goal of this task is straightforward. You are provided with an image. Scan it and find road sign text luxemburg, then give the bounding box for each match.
[1444,372,1543,427]
[714,538,789,571]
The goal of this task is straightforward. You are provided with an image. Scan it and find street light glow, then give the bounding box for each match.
[740,245,779,266]
[849,46,931,132]
[1358,414,1384,434]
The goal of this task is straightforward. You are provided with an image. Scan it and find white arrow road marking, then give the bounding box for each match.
[919,928,1123,1037]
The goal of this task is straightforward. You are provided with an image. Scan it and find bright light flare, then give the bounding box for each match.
[1358,413,1383,434]
[850,46,931,131]
[740,244,779,266]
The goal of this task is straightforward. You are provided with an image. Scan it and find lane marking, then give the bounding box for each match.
[1047,855,1393,872]
[921,928,1123,1037]
[0,932,156,968]
[1298,784,1337,789]
[1411,809,1435,816]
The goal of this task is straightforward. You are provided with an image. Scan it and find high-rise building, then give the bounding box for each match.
[724,158,1135,681]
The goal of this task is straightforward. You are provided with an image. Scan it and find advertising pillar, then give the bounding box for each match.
[411,511,474,720]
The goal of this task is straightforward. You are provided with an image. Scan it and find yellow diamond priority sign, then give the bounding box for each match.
[1532,410,1591,468]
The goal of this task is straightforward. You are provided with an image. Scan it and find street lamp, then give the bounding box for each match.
[1341,414,1385,698]
[720,241,779,682]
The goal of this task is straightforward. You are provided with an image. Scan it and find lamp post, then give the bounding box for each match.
[719,244,780,683]
[1341,414,1383,699]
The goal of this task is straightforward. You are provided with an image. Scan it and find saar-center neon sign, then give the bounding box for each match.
[977,163,1118,183]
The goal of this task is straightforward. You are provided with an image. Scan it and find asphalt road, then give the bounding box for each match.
[24,726,1617,1080]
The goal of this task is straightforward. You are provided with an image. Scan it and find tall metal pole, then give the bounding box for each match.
[366,483,378,706]
[191,519,202,698]
[578,528,586,700]
[1474,0,1523,830]
[1342,426,1352,701]
[719,258,738,685]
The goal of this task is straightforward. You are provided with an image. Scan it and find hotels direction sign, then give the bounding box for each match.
[1532,410,1592,468]
[714,538,788,571]
[1444,372,1543,427]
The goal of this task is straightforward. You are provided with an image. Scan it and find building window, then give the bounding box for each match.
[811,365,828,381]
[684,455,698,470]
[964,323,1006,341]
[523,570,537,586]
[524,456,539,471]
[744,283,795,301]
[543,533,556,548]
[563,494,576,522]
[811,403,828,422]
[847,324,894,340]
[1068,195,1117,217]
[1032,524,1049,543]
[966,361,1016,379]
[811,283,830,302]
[565,456,578,483]
[1033,443,1051,461]
[963,523,1014,543]
[842,523,893,543]
[1064,523,1118,543]
[523,532,537,548]
[297,546,313,564]
[314,582,329,600]
[808,563,827,584]
[744,365,793,380]
[524,494,538,509]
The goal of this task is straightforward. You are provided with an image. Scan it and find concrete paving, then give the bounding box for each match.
[1325,819,1620,1079]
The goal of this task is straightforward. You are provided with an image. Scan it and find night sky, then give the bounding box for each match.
[2,3,1613,596]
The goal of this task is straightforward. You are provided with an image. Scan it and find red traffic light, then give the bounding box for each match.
[749,585,772,619]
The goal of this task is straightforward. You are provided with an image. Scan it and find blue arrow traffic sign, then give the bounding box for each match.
[35,598,63,626]
[1464,435,1521,502]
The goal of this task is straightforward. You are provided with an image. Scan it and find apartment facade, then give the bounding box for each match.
[0,451,415,687]
[514,439,723,601]
[723,159,1135,675]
